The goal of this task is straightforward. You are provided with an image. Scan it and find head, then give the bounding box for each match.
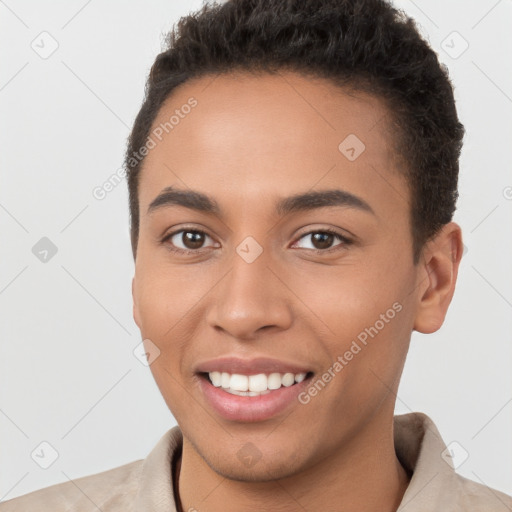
[128,0,464,482]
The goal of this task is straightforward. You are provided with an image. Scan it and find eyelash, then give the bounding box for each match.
[161,226,353,255]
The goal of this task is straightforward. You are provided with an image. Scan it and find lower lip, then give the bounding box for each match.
[198,374,312,422]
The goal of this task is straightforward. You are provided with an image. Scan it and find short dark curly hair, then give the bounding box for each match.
[125,0,464,264]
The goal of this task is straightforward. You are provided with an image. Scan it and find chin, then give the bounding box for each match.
[187,432,306,482]
[205,454,304,483]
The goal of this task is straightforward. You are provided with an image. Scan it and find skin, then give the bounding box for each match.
[132,70,463,512]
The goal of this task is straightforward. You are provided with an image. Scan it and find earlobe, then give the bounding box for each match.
[413,222,463,334]
[132,276,141,329]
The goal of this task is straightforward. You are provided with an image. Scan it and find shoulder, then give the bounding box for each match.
[0,459,143,512]
[453,473,512,511]
[394,412,512,511]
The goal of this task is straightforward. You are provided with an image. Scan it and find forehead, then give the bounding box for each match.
[137,71,408,222]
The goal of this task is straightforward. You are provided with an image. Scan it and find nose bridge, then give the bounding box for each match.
[207,242,292,339]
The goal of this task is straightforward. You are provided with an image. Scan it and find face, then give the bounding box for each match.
[132,71,424,481]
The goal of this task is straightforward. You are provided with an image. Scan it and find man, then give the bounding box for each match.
[2,0,510,510]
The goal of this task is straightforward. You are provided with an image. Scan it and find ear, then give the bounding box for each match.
[413,222,463,334]
[132,276,141,329]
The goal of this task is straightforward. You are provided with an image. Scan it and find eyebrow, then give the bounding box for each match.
[147,186,375,217]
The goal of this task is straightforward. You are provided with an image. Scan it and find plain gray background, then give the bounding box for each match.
[1,0,511,501]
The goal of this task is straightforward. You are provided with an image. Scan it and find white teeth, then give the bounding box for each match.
[267,372,282,390]
[282,373,295,387]
[230,374,248,391]
[249,373,267,392]
[225,388,270,397]
[208,371,309,394]
[267,373,281,389]
[295,372,306,383]
[221,372,230,388]
[210,371,222,387]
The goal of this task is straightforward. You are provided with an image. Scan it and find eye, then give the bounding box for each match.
[292,228,352,253]
[161,227,352,255]
[162,228,219,254]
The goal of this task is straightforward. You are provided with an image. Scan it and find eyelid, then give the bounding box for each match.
[294,224,353,240]
[162,223,212,240]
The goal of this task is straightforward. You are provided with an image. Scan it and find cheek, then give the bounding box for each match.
[289,258,413,396]
[133,263,220,395]
[289,260,404,341]
[135,261,211,337]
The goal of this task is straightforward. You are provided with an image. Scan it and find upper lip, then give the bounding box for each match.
[195,356,312,375]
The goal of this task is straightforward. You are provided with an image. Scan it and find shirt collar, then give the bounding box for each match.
[394,412,459,510]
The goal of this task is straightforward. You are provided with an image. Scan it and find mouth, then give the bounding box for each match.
[195,359,315,422]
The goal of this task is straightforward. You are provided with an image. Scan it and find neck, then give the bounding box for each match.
[175,415,411,512]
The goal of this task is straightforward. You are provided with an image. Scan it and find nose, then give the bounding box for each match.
[206,250,293,341]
